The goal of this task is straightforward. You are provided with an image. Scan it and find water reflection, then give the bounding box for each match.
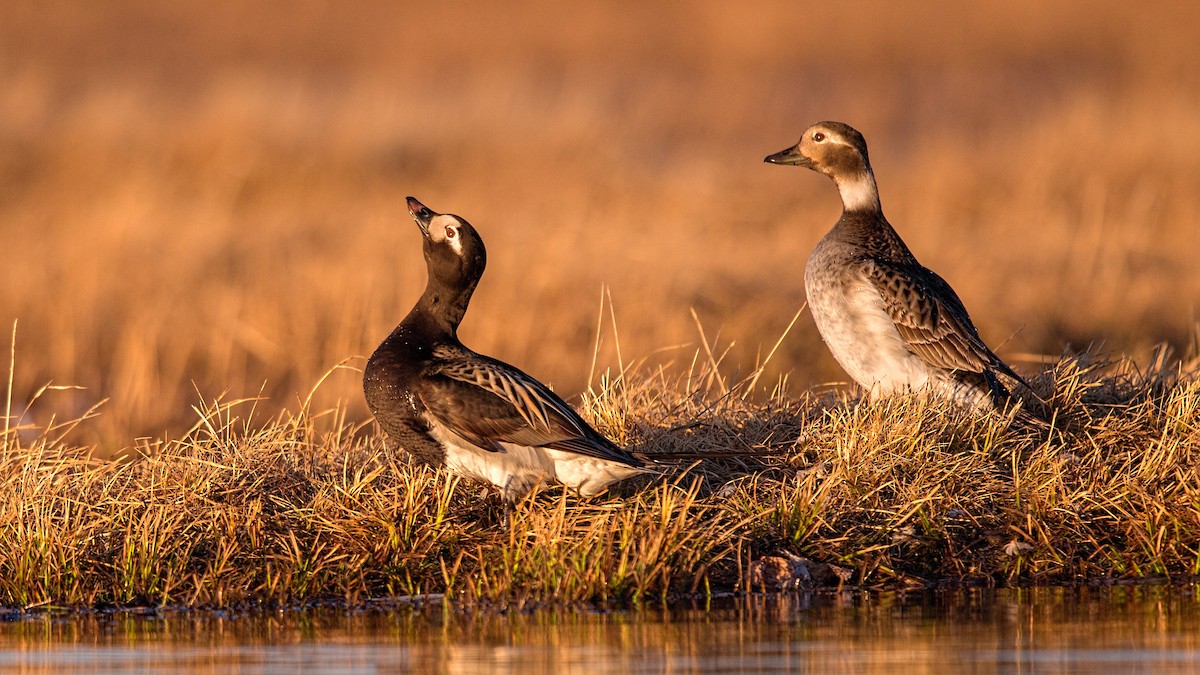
[1,586,1198,673]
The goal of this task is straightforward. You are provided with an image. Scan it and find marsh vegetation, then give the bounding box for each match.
[1,0,1198,609]
[4,345,1199,609]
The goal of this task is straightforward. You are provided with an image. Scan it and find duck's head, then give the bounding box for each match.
[407,196,487,306]
[764,121,871,177]
[765,122,880,212]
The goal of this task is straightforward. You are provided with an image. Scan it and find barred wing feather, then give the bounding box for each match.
[419,347,641,466]
[864,259,1030,387]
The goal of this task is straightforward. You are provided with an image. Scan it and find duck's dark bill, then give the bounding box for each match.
[764,146,810,166]
[406,196,436,233]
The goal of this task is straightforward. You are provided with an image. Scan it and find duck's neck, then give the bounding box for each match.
[834,169,882,214]
[403,279,476,339]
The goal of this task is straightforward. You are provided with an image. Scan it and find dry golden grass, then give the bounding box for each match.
[2,345,1199,610]
[2,1,1200,609]
[1,0,1199,442]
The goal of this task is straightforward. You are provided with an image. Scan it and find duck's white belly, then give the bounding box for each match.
[425,417,644,499]
[805,257,932,397]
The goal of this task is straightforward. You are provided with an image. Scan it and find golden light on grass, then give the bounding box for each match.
[3,0,1199,442]
[1,1,1199,609]
[2,339,1199,609]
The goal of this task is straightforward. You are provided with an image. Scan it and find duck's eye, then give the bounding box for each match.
[445,226,457,239]
[813,132,826,142]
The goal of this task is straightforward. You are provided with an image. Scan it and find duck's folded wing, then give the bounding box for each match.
[864,259,1015,378]
[418,350,640,466]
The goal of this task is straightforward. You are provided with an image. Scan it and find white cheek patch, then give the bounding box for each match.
[430,215,465,255]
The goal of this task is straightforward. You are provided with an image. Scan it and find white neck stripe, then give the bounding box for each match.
[836,172,880,212]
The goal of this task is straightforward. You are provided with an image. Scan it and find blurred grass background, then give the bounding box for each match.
[1,0,1198,447]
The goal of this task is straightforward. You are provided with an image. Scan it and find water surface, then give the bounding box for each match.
[2,585,1198,673]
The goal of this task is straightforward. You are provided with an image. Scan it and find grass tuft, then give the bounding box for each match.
[3,343,1200,610]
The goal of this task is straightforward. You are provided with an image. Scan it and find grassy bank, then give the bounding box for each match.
[3,344,1198,612]
[3,0,1199,614]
